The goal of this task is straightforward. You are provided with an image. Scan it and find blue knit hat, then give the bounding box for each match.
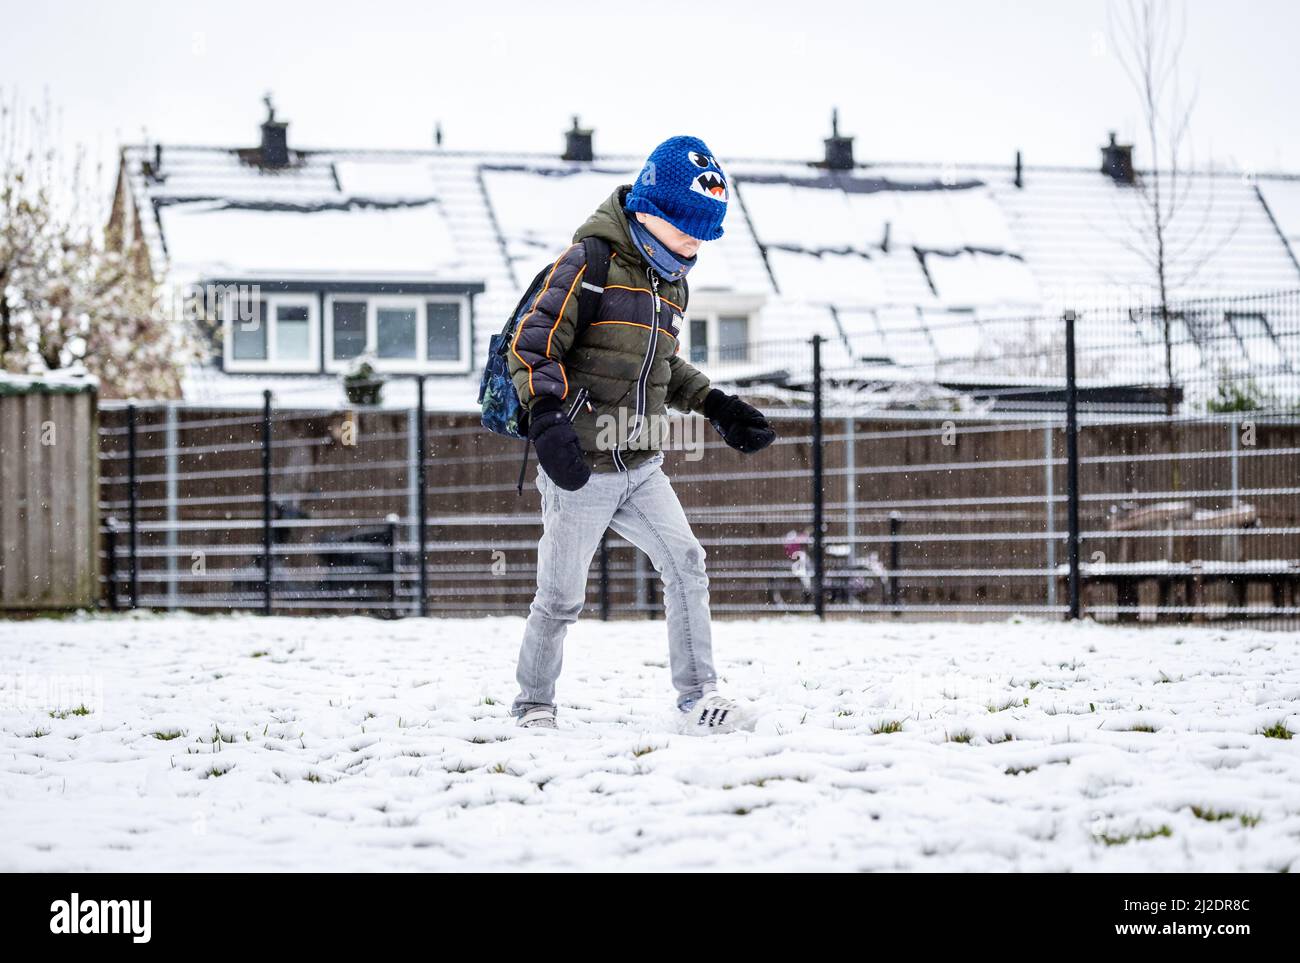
[625,135,728,241]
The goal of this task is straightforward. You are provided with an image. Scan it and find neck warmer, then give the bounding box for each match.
[625,211,697,283]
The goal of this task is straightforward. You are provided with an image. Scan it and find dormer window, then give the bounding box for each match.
[223,293,319,373]
[212,279,482,376]
[325,294,470,374]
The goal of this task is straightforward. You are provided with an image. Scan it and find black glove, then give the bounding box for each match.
[702,389,776,454]
[528,396,591,491]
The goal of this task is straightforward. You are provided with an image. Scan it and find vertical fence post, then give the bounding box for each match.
[386,512,400,614]
[645,553,660,619]
[126,403,139,609]
[261,389,273,616]
[1064,311,1082,621]
[416,375,429,618]
[106,516,119,612]
[405,392,419,612]
[810,335,825,619]
[634,549,649,617]
[844,412,857,570]
[599,530,610,621]
[1228,413,1243,570]
[164,402,179,609]
[1044,424,1057,610]
[888,510,902,614]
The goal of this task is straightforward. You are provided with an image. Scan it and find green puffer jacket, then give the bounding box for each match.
[507,185,712,472]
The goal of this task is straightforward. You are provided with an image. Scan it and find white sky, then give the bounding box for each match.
[1,0,1296,188]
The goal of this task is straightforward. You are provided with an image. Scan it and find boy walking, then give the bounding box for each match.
[508,136,775,733]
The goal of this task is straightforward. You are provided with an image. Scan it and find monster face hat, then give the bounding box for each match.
[625,135,729,242]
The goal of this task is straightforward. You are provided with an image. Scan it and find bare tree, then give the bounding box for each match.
[0,89,187,398]
[1107,0,1241,414]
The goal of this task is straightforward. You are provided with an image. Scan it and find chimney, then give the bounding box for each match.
[822,108,855,171]
[562,116,593,162]
[1100,131,1135,184]
[259,94,290,168]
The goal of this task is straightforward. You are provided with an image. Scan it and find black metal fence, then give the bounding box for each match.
[98,289,1300,627]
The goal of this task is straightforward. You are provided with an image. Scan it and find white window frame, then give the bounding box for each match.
[684,310,756,366]
[222,292,320,374]
[680,293,764,366]
[324,293,470,374]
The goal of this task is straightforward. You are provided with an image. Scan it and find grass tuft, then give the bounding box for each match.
[871,719,904,735]
[987,697,1028,713]
[48,704,92,719]
[1192,806,1260,828]
[1096,825,1172,846]
[1092,821,1175,847]
[1259,721,1293,740]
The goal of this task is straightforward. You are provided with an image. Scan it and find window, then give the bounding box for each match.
[690,319,709,364]
[684,311,753,366]
[718,316,749,362]
[427,301,462,361]
[275,304,311,361]
[223,294,317,372]
[331,301,367,361]
[377,306,418,359]
[324,294,469,373]
[231,299,268,361]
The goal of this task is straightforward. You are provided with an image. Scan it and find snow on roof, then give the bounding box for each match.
[923,250,1041,308]
[477,164,760,294]
[119,143,1300,404]
[159,199,463,282]
[992,169,1298,299]
[1257,177,1300,253]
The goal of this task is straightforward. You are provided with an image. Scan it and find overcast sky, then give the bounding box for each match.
[2,0,1296,189]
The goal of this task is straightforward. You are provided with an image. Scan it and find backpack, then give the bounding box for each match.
[479,237,612,440]
[478,236,611,493]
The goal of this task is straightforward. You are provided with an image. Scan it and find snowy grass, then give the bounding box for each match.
[1,613,1298,872]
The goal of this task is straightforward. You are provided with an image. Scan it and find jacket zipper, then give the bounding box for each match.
[625,269,660,446]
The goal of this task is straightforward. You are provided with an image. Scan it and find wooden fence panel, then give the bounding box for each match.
[0,386,98,609]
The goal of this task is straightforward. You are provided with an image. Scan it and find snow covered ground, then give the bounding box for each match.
[1,613,1297,872]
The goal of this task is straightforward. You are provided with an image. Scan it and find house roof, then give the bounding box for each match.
[116,142,1300,408]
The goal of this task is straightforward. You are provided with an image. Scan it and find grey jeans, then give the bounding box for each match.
[512,451,716,716]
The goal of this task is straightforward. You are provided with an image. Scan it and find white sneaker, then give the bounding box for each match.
[516,707,557,730]
[680,691,745,734]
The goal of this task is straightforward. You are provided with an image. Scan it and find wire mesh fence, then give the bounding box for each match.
[97,288,1300,627]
